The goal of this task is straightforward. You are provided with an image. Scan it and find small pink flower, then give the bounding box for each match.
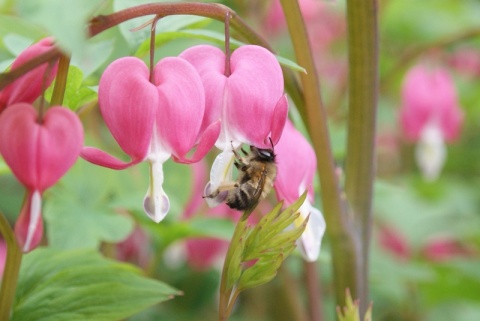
[399,65,464,181]
[274,120,325,262]
[81,57,220,223]
[0,239,6,277]
[422,236,475,262]
[116,226,151,269]
[377,224,411,261]
[0,103,84,252]
[0,38,58,113]
[182,161,231,270]
[180,45,288,203]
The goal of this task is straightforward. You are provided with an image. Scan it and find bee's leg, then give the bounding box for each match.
[234,160,249,172]
[203,182,237,199]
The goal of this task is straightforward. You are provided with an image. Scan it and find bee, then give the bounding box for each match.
[204,142,277,211]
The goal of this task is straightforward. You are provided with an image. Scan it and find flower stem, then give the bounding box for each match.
[279,0,360,308]
[0,211,22,321]
[219,213,249,321]
[224,11,232,77]
[50,54,71,106]
[149,15,162,84]
[344,0,379,314]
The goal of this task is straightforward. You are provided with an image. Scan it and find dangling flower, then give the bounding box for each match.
[399,65,464,181]
[0,38,58,113]
[81,56,220,223]
[179,45,288,206]
[0,103,84,252]
[273,120,325,262]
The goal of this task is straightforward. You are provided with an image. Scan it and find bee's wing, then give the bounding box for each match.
[248,168,268,210]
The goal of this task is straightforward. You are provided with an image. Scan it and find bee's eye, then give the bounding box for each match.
[259,150,272,158]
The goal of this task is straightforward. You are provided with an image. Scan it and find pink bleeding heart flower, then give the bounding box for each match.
[399,65,464,181]
[377,224,411,261]
[81,56,220,223]
[179,45,288,205]
[0,38,58,113]
[274,120,325,262]
[0,103,84,252]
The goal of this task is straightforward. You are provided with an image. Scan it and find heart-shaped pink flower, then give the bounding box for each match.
[0,38,58,113]
[81,56,220,223]
[0,103,84,251]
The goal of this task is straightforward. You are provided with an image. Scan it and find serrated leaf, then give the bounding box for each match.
[226,234,246,291]
[237,254,283,291]
[12,248,180,321]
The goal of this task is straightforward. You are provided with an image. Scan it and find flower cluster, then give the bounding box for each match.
[399,64,464,181]
[0,39,83,252]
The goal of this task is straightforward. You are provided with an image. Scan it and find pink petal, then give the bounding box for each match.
[179,45,226,136]
[14,190,44,253]
[0,103,83,191]
[400,65,463,142]
[185,237,228,271]
[225,45,287,147]
[173,120,220,164]
[153,57,206,159]
[0,38,58,113]
[80,147,140,169]
[274,120,316,204]
[269,94,288,146]
[98,57,157,163]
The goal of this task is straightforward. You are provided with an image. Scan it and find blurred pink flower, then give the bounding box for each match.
[399,65,464,181]
[0,103,83,252]
[0,38,58,113]
[180,45,288,205]
[81,56,220,223]
[447,47,480,78]
[274,120,325,262]
[0,239,6,277]
[181,161,231,270]
[378,224,411,261]
[422,236,475,262]
[116,225,151,269]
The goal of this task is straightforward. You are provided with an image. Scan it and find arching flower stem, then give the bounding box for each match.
[224,11,232,77]
[0,211,23,321]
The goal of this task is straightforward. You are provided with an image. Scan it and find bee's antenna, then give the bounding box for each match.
[268,137,274,151]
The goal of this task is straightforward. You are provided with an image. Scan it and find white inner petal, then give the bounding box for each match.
[415,122,446,182]
[24,190,42,252]
[296,199,326,262]
[204,149,236,208]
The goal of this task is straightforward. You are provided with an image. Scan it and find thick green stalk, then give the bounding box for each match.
[0,211,22,321]
[279,0,360,308]
[344,0,379,314]
[50,54,71,106]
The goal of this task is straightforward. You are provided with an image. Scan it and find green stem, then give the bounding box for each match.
[0,211,23,321]
[219,215,248,321]
[344,0,378,315]
[279,0,359,308]
[50,54,70,106]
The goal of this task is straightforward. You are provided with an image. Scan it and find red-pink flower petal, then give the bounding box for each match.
[173,120,221,164]
[97,57,157,164]
[226,45,286,148]
[400,65,464,142]
[181,45,288,150]
[153,57,209,160]
[0,103,83,191]
[0,38,58,113]
[179,45,225,136]
[274,120,316,204]
[15,190,43,252]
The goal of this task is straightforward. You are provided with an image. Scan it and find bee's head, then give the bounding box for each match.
[250,138,276,162]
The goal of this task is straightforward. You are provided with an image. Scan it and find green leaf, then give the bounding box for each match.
[237,254,283,291]
[44,65,97,110]
[12,248,180,321]
[16,0,101,56]
[44,160,134,250]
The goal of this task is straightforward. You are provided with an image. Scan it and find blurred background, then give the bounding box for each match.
[1,0,480,320]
